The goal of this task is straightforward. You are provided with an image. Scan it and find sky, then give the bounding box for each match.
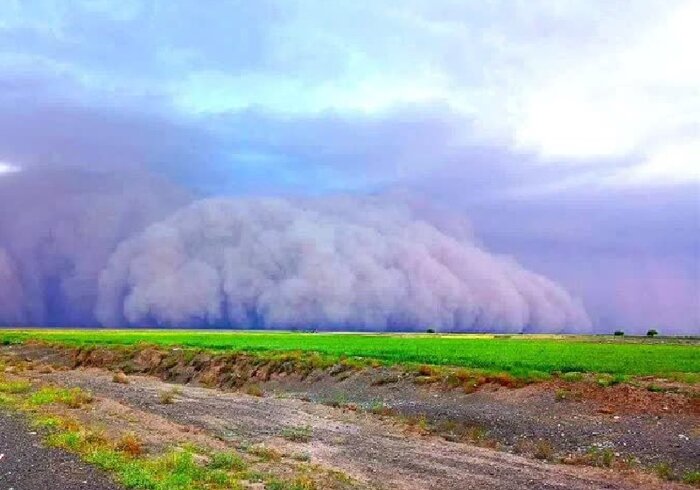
[0,0,698,333]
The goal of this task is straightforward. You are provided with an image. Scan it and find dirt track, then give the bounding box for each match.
[28,367,688,490]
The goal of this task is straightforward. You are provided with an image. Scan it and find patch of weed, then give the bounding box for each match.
[112,372,130,384]
[561,371,583,382]
[0,379,32,394]
[654,462,674,480]
[157,388,179,405]
[28,387,93,408]
[248,445,282,462]
[280,425,312,443]
[367,400,395,416]
[208,451,247,471]
[116,433,144,457]
[533,440,554,460]
[32,415,62,431]
[244,384,264,397]
[682,471,700,486]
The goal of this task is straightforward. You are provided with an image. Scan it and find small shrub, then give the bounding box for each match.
[464,426,490,445]
[561,371,583,382]
[513,438,530,455]
[208,451,247,471]
[65,389,94,409]
[403,415,430,435]
[281,425,313,443]
[682,471,700,485]
[116,433,143,457]
[46,430,84,451]
[244,384,264,397]
[654,462,673,480]
[36,364,54,374]
[582,447,617,468]
[416,364,437,377]
[112,372,129,384]
[288,475,318,490]
[158,389,176,405]
[646,329,658,337]
[426,328,435,334]
[291,452,311,462]
[534,440,554,460]
[613,330,624,336]
[32,416,62,431]
[0,380,32,394]
[248,445,282,462]
[368,401,395,416]
[322,393,349,408]
[601,449,615,468]
[84,429,108,447]
[484,372,518,388]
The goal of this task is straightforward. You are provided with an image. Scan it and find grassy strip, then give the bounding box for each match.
[1,329,699,380]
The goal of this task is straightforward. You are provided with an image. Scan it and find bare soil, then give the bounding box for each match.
[2,343,698,490]
[0,410,122,490]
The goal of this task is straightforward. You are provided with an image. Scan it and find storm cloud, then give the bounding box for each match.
[0,1,697,333]
[0,168,190,325]
[96,197,590,331]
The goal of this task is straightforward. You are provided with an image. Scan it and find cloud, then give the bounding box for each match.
[96,196,591,332]
[0,0,697,333]
[0,168,191,325]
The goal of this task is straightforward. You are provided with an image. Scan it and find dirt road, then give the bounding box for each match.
[31,367,684,490]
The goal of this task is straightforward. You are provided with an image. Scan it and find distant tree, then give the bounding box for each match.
[613,330,624,336]
[646,329,658,337]
[426,328,435,334]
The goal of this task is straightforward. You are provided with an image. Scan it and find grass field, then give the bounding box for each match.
[1,329,698,379]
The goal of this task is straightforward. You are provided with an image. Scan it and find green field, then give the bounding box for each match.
[1,329,698,379]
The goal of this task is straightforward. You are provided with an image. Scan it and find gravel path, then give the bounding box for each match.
[0,410,121,490]
[38,368,685,490]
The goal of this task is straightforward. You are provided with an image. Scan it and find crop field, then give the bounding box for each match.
[1,329,698,379]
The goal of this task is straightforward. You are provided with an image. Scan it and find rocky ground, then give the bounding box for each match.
[0,410,121,490]
[0,343,697,489]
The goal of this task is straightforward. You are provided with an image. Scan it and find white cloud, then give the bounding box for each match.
[622,140,700,185]
[510,1,700,185]
[0,161,20,175]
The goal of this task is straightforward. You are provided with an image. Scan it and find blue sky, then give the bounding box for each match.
[0,0,698,332]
